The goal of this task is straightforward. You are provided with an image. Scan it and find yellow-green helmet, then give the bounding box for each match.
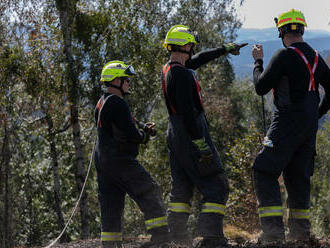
[163,25,199,49]
[275,9,307,28]
[100,60,136,82]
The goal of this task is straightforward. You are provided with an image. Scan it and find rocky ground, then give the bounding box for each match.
[27,237,330,248]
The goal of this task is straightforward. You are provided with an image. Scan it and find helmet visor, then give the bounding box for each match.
[125,65,136,76]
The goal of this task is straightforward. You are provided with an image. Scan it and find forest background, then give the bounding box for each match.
[0,0,329,247]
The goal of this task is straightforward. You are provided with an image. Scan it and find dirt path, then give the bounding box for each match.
[28,237,330,248]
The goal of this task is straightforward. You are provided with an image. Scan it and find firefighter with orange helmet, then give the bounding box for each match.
[252,9,330,245]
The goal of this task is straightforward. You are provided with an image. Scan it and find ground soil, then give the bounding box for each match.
[28,237,330,248]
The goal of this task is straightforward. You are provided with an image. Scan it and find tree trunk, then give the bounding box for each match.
[55,0,90,238]
[1,118,13,248]
[45,113,71,243]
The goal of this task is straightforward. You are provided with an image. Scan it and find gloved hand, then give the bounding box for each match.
[141,130,150,144]
[192,138,213,164]
[144,122,157,136]
[223,42,248,55]
[136,120,157,136]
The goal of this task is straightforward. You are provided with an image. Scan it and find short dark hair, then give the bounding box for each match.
[278,23,304,38]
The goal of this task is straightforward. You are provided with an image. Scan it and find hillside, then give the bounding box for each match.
[232,28,330,78]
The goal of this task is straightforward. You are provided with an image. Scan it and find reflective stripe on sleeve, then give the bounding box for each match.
[258,206,283,218]
[145,216,167,230]
[289,209,310,219]
[201,202,225,215]
[101,232,122,241]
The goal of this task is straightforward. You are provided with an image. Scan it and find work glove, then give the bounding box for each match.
[136,120,157,136]
[141,130,150,144]
[223,42,248,55]
[144,122,157,136]
[192,138,213,164]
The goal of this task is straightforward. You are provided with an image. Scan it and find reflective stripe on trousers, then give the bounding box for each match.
[201,202,225,215]
[101,232,122,241]
[289,209,310,219]
[168,202,191,213]
[258,206,283,218]
[145,216,168,230]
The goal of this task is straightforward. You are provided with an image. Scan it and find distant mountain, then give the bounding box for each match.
[236,28,330,42]
[231,28,330,78]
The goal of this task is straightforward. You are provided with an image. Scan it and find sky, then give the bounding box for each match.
[233,0,330,31]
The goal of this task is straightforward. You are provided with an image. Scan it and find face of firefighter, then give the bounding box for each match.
[183,43,193,52]
[122,78,130,94]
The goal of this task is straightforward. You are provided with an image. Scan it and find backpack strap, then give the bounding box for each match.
[288,46,319,91]
[96,94,114,127]
[161,62,204,114]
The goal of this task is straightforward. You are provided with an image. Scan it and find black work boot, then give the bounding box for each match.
[168,212,192,246]
[287,218,310,241]
[102,241,122,248]
[140,231,171,248]
[194,237,230,248]
[258,216,285,245]
[257,232,285,247]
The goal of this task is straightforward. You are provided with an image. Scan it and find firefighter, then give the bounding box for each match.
[251,9,330,244]
[161,25,246,248]
[94,61,170,248]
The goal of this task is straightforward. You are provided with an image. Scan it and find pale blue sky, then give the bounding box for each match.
[233,0,330,31]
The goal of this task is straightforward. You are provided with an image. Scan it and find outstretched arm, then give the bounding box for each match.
[186,47,227,70]
[186,43,248,70]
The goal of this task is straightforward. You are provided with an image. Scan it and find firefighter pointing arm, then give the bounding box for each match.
[250,9,330,246]
[161,25,247,248]
[94,61,170,248]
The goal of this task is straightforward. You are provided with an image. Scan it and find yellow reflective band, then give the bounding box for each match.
[289,209,310,219]
[145,216,168,230]
[258,206,283,218]
[101,232,122,241]
[168,202,191,213]
[201,202,225,215]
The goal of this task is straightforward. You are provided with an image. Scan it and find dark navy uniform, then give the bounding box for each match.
[94,93,169,246]
[161,48,230,240]
[253,42,330,239]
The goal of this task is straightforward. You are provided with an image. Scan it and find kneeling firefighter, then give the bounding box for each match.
[94,61,170,248]
[161,25,247,248]
[251,9,330,244]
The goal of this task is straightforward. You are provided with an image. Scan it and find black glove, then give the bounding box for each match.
[137,120,157,136]
[223,42,248,55]
[141,130,150,144]
[144,122,157,136]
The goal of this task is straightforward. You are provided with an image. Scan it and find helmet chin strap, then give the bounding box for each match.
[109,78,130,96]
[177,48,194,60]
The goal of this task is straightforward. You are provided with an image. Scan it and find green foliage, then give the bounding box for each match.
[224,125,261,232]
[311,119,330,236]
[1,0,329,247]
